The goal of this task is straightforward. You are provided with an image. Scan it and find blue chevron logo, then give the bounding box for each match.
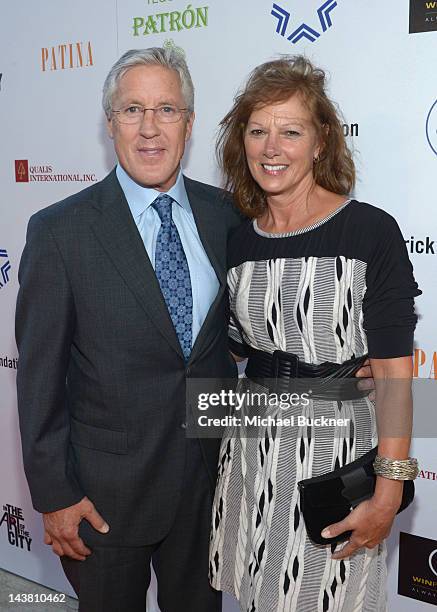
[0,249,11,288]
[287,23,320,44]
[318,0,337,32]
[271,3,290,37]
[271,1,339,44]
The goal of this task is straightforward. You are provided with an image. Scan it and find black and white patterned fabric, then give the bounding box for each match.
[209,200,420,612]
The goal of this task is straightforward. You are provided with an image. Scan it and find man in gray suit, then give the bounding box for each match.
[16,47,241,612]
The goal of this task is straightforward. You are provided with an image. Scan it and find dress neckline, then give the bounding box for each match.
[252,199,352,238]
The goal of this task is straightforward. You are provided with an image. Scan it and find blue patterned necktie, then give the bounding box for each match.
[152,194,193,361]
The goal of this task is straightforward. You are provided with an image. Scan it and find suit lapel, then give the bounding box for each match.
[91,171,183,358]
[184,178,226,287]
[184,177,227,362]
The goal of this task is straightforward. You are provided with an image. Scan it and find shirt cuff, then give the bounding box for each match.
[366,326,415,359]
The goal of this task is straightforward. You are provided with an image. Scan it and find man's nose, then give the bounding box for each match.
[138,109,161,138]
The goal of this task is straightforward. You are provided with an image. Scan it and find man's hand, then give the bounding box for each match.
[355,358,375,399]
[43,496,109,561]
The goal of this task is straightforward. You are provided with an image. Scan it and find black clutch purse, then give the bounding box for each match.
[297,446,415,545]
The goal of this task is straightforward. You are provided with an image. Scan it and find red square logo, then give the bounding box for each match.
[15,160,29,182]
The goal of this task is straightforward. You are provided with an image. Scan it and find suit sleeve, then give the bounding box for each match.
[15,214,84,513]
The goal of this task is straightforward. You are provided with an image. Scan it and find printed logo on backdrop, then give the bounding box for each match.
[132,3,208,37]
[14,160,97,184]
[41,42,94,72]
[271,0,338,44]
[163,38,185,57]
[15,160,29,182]
[426,99,437,156]
[0,249,11,290]
[398,532,437,604]
[0,504,32,552]
[405,235,436,255]
[418,467,437,482]
[409,1,437,33]
[414,348,437,379]
[0,354,17,370]
[343,123,358,137]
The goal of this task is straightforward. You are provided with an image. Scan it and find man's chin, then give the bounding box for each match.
[132,172,178,192]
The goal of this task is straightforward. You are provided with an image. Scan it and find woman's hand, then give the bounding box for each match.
[354,358,375,399]
[321,486,402,559]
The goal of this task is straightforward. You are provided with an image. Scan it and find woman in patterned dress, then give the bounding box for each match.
[209,56,420,611]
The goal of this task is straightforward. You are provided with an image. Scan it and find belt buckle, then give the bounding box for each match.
[271,350,299,394]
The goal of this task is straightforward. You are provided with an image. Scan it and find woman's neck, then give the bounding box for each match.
[258,182,346,234]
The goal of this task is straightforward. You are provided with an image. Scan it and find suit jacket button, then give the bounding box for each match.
[186,367,191,376]
[180,422,187,429]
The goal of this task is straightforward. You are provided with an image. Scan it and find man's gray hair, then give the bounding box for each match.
[102,47,195,117]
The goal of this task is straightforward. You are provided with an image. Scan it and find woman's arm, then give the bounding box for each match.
[371,356,413,512]
[322,355,414,559]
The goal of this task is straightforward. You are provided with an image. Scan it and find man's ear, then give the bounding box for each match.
[106,115,114,140]
[185,111,195,142]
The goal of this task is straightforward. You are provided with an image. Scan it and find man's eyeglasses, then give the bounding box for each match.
[111,104,189,125]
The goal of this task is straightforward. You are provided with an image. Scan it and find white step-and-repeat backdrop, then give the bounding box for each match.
[1,1,436,610]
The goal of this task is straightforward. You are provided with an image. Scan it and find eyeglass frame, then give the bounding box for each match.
[110,104,190,125]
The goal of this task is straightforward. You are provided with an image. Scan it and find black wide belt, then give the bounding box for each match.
[245,347,369,400]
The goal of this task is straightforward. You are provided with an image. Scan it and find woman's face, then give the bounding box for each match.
[244,94,321,201]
